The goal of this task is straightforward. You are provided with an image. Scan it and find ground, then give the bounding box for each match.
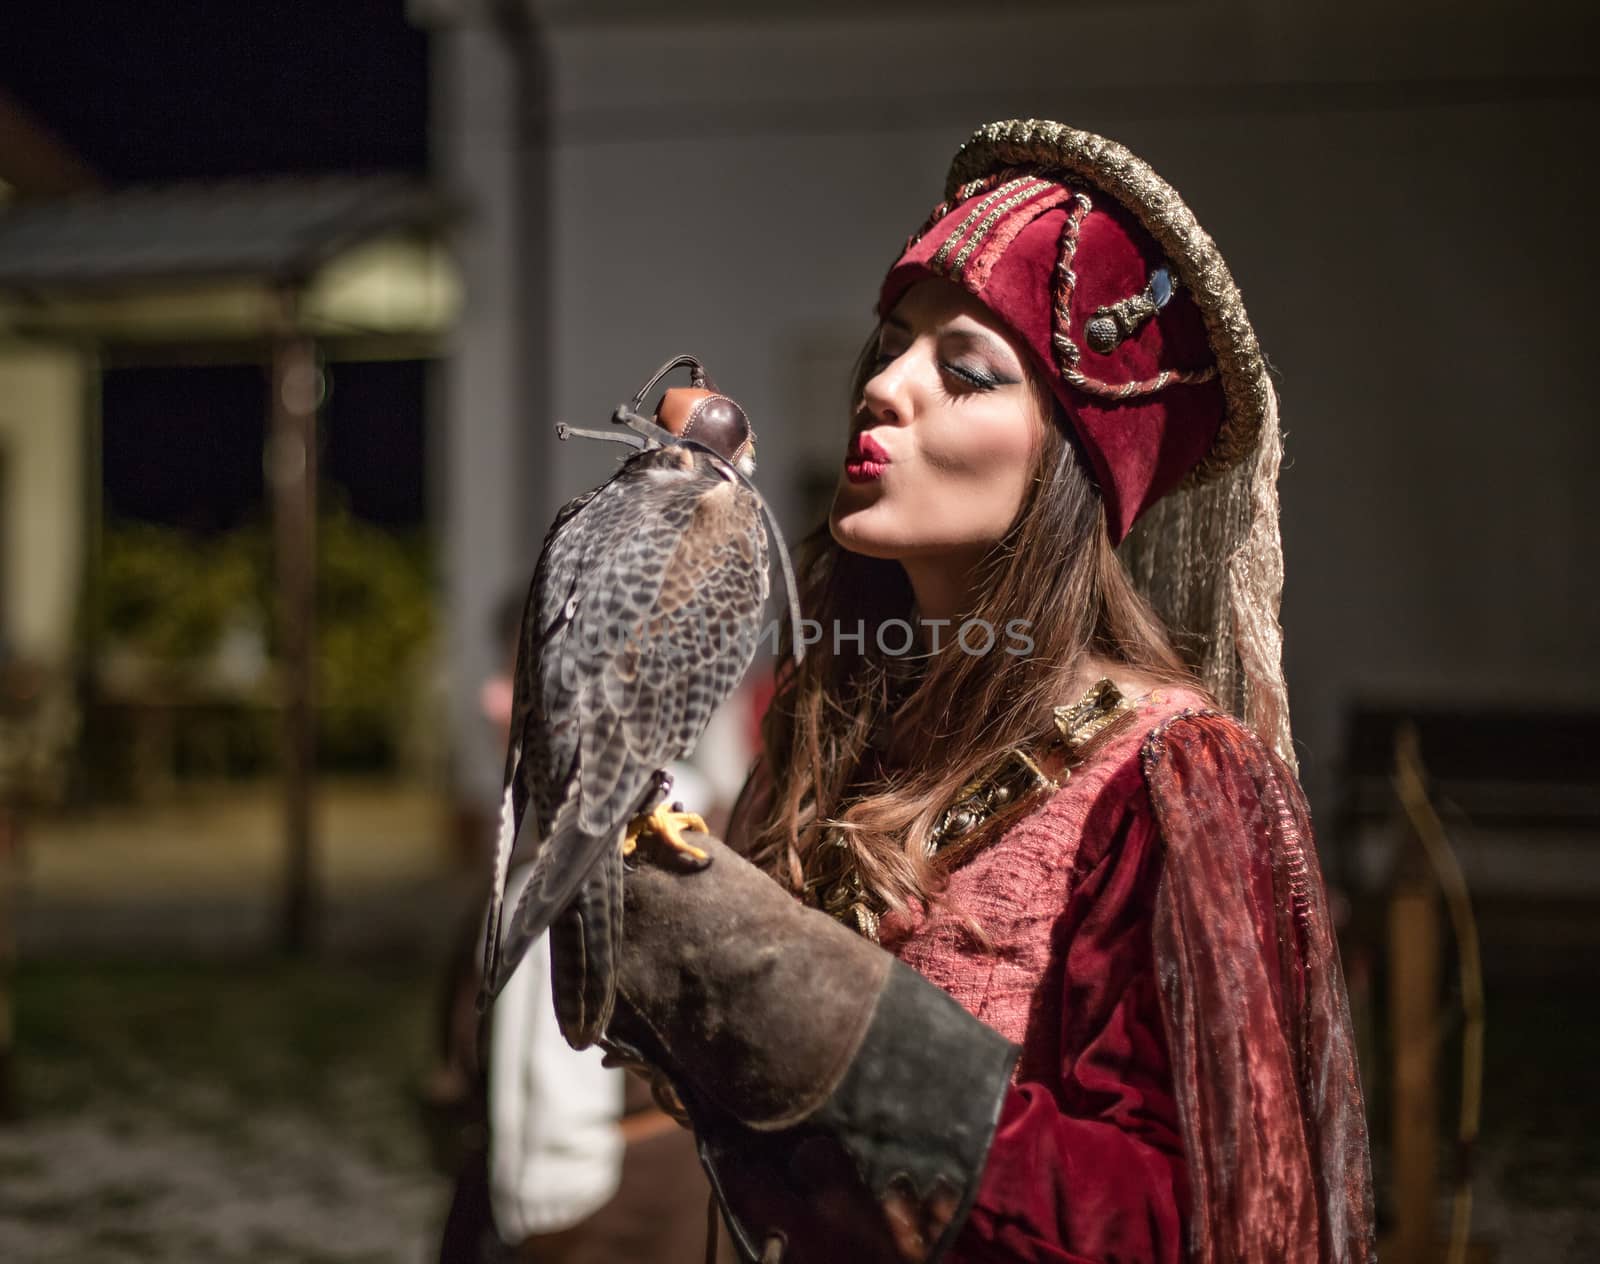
[1425,985,1600,1262]
[0,779,471,1263]
[1,959,448,1264]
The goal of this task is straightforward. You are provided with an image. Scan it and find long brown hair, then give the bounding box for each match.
[747,338,1196,914]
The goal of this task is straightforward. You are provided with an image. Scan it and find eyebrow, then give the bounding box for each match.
[879,315,1022,372]
[941,325,1015,363]
[881,315,1011,356]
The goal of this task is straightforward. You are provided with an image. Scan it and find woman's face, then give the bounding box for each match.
[829,279,1045,575]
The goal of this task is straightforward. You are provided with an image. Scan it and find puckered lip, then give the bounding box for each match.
[847,432,892,465]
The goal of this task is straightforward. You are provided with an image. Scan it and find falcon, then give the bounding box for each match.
[480,355,798,1049]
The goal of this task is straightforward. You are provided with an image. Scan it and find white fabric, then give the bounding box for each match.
[488,869,625,1243]
[686,691,756,807]
[664,759,712,821]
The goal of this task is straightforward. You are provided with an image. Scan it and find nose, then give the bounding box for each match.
[860,352,912,427]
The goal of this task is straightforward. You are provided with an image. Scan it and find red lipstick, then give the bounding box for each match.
[845,432,891,483]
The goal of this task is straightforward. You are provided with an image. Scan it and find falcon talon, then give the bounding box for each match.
[625,804,712,860]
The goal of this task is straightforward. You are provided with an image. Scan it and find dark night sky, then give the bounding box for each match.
[0,0,430,530]
[0,0,427,180]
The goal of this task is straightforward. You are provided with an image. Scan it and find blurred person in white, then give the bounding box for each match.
[486,875,622,1248]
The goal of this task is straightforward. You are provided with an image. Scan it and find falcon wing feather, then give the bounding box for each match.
[483,485,601,995]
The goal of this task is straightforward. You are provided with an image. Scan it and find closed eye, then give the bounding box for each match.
[943,361,1001,390]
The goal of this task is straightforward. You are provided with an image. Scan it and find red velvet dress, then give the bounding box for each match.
[875,689,1375,1263]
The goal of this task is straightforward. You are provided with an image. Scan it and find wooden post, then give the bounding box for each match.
[1389,849,1442,1259]
[269,292,320,954]
[1389,724,1490,1264]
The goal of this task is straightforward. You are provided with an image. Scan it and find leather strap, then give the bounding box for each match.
[630,353,712,412]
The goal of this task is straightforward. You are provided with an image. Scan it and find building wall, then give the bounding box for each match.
[0,342,86,666]
[432,0,1600,816]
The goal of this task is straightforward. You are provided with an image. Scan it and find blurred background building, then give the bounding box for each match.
[0,0,1595,1260]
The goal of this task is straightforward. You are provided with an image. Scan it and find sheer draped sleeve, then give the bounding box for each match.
[950,712,1374,1263]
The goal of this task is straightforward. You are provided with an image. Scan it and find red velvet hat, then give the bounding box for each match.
[879,120,1270,544]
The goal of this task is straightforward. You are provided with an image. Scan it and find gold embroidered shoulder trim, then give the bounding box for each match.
[806,832,882,941]
[806,679,1130,941]
[925,746,1056,860]
[1053,677,1128,752]
[928,677,1128,859]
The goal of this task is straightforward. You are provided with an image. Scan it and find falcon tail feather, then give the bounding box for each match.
[490,817,613,1002]
[549,852,622,1049]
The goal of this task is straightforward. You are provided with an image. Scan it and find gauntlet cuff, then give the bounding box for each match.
[689,961,1018,1264]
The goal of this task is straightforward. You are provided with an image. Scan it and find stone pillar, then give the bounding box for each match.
[425,2,552,822]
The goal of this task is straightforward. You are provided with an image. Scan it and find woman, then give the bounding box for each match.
[596,119,1375,1263]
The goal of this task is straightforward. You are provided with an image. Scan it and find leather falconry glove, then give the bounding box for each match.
[596,829,1018,1264]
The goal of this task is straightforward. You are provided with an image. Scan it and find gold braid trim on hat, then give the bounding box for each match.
[946,120,1294,767]
[945,119,1269,488]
